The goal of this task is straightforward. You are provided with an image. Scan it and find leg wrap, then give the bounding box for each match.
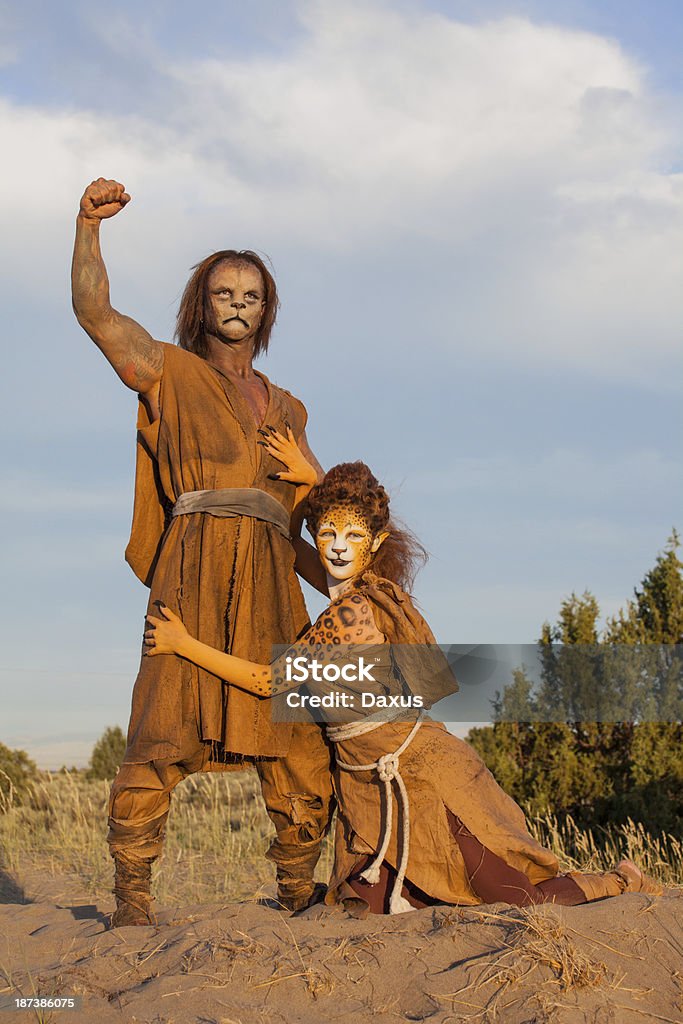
[107,738,206,926]
[568,870,626,902]
[111,851,156,927]
[267,838,324,911]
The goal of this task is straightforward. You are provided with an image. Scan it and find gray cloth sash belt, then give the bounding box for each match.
[171,487,291,539]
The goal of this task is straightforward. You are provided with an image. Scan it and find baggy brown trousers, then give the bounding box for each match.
[108,343,334,904]
[108,720,334,906]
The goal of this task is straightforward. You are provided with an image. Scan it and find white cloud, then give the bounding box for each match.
[172,7,641,167]
[0,3,681,383]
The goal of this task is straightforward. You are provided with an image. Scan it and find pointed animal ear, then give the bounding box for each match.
[370,531,390,553]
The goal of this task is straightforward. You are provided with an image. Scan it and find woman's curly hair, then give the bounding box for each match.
[305,462,428,593]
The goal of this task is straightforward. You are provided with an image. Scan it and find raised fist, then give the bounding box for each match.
[79,177,131,221]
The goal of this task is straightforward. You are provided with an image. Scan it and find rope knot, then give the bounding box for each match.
[328,712,425,915]
[377,752,399,782]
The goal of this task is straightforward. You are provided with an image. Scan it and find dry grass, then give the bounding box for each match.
[0,942,59,1024]
[0,770,680,908]
[434,903,660,1021]
[527,810,683,885]
[0,769,334,905]
[508,907,609,990]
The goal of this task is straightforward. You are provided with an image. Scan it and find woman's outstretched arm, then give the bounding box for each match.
[145,597,384,698]
[145,606,274,697]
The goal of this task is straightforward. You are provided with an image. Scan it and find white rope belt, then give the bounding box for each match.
[327,712,424,914]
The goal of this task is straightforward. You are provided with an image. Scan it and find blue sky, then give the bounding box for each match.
[1,0,681,768]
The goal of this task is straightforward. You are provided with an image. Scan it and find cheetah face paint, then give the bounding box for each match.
[315,504,388,584]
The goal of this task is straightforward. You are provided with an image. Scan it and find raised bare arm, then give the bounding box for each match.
[71,178,164,394]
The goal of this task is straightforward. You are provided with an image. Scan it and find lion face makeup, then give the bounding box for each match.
[205,261,265,346]
[315,503,389,584]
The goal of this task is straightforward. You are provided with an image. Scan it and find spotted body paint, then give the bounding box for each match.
[246,666,273,697]
[270,587,385,696]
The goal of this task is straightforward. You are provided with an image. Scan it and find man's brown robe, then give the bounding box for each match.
[123,342,313,766]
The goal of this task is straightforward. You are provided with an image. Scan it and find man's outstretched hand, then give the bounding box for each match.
[79,177,131,221]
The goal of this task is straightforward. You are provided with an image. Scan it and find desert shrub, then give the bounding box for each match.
[468,533,683,836]
[87,725,126,780]
[0,742,39,810]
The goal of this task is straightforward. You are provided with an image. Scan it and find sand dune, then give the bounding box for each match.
[0,868,681,1023]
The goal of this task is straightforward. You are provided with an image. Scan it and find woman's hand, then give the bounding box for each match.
[144,604,274,694]
[144,605,190,656]
[258,425,318,487]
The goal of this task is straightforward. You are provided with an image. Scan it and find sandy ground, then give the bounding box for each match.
[0,868,681,1024]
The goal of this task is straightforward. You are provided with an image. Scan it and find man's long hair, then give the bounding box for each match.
[175,249,279,359]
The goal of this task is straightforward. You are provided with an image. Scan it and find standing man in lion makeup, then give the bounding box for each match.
[71,177,334,926]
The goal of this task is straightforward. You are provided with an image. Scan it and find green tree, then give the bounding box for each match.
[0,742,38,809]
[87,726,126,780]
[606,529,683,645]
[467,532,683,834]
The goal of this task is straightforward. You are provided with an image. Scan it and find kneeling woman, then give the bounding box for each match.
[145,431,661,914]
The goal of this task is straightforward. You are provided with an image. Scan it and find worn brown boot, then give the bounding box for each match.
[614,859,664,896]
[110,851,157,927]
[277,880,329,913]
[272,838,324,912]
[276,878,315,912]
